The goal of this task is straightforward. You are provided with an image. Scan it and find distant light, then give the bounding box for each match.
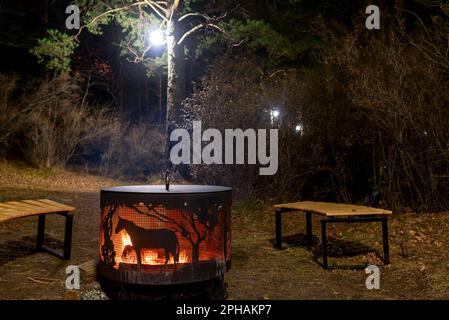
[149,30,166,46]
[270,109,280,125]
[295,124,303,134]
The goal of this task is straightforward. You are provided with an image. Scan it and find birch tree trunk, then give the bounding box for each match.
[165,7,186,164]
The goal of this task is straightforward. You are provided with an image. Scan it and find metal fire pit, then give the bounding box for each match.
[98,185,232,285]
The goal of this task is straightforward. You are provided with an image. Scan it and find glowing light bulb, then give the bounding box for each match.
[150,30,165,46]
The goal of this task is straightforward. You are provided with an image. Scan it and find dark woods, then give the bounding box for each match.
[1,0,449,212]
[182,1,449,212]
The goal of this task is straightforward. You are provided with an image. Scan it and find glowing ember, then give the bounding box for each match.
[142,250,159,264]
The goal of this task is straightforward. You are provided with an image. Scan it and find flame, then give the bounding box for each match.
[178,250,189,264]
[118,230,189,265]
[121,231,132,247]
[142,251,159,264]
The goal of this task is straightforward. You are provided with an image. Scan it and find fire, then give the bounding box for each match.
[118,230,189,265]
[121,231,132,247]
[177,250,189,264]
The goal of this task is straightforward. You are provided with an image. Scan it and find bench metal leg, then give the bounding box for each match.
[36,211,74,260]
[306,212,312,243]
[36,214,45,249]
[275,208,283,249]
[319,216,389,269]
[276,209,313,249]
[321,220,328,269]
[382,217,389,264]
[63,212,74,260]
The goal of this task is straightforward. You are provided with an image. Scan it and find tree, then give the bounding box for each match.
[31,0,328,167]
[75,0,228,157]
[30,29,78,73]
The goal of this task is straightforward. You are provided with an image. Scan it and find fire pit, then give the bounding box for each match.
[98,185,232,288]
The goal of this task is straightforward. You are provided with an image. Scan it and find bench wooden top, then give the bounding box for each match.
[0,199,76,223]
[274,201,392,217]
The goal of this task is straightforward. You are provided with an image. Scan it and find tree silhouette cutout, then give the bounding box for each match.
[101,205,117,266]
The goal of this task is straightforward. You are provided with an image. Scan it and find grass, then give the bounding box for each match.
[0,160,129,192]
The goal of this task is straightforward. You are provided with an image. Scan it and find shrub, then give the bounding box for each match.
[20,74,111,168]
[99,122,165,180]
[0,72,164,180]
[180,56,311,200]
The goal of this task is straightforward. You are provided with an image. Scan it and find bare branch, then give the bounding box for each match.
[144,0,169,22]
[178,10,229,22]
[147,0,168,14]
[76,1,168,41]
[178,12,204,22]
[75,2,145,41]
[269,68,297,78]
[177,23,223,45]
[397,6,449,72]
[231,39,246,47]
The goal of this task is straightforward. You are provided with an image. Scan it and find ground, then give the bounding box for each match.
[0,161,448,300]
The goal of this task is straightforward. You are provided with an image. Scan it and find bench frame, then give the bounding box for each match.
[275,208,389,269]
[0,199,75,260]
[36,211,74,260]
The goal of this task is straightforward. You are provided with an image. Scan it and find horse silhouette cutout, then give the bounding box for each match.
[115,217,180,273]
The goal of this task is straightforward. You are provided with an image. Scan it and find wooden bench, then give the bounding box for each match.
[0,199,76,260]
[274,201,392,269]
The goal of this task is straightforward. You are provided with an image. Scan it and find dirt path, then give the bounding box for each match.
[0,163,448,299]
